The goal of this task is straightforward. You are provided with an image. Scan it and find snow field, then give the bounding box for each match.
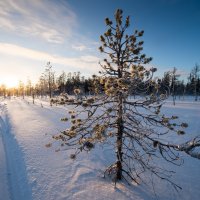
[0,97,199,200]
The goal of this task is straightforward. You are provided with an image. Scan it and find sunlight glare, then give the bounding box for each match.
[0,76,19,88]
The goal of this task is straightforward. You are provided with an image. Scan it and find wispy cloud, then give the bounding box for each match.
[72,44,88,51]
[153,66,190,80]
[172,68,189,77]
[0,43,101,74]
[0,0,77,43]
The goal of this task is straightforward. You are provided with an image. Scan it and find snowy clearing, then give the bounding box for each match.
[0,97,200,200]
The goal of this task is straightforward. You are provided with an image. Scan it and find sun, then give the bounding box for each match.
[0,76,19,88]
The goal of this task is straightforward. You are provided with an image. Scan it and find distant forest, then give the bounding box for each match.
[0,62,199,101]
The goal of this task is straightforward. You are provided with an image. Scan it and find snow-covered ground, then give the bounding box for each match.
[0,103,10,200]
[0,97,200,200]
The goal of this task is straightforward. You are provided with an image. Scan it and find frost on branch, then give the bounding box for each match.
[171,136,200,159]
[51,9,200,190]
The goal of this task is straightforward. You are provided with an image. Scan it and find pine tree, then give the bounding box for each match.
[0,84,7,98]
[170,67,180,105]
[57,71,67,93]
[160,71,171,96]
[52,9,200,189]
[18,81,25,99]
[44,62,56,98]
[191,64,200,101]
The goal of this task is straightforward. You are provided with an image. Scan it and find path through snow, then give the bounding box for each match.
[0,126,10,200]
[0,101,10,200]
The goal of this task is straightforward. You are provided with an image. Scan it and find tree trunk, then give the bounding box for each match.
[49,82,52,99]
[32,93,35,104]
[195,81,197,101]
[173,80,175,105]
[116,92,123,180]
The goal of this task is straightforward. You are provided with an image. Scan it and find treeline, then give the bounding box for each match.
[0,63,199,101]
[159,65,200,101]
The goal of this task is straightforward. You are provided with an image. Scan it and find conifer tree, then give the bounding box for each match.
[18,81,25,99]
[53,9,200,189]
[191,64,200,101]
[57,71,67,93]
[169,67,180,105]
[44,62,56,98]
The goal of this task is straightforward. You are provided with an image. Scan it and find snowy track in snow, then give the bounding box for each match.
[0,101,32,200]
[0,115,10,200]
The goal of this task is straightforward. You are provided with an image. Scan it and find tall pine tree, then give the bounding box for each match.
[52,9,200,189]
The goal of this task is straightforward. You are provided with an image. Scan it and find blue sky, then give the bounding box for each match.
[0,0,200,87]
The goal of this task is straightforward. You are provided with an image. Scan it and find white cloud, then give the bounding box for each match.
[80,55,100,63]
[172,69,189,77]
[0,17,15,30]
[0,43,101,74]
[72,44,88,51]
[0,0,77,43]
[162,67,188,76]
